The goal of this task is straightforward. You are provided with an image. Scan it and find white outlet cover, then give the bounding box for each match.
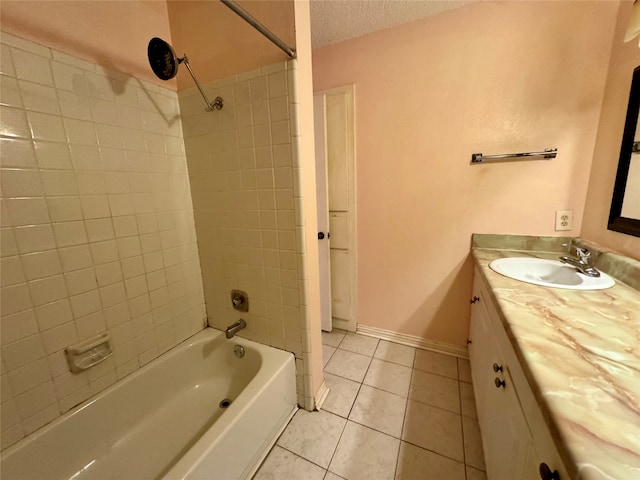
[555,210,573,231]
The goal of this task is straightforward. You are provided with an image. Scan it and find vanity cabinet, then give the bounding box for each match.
[469,270,570,480]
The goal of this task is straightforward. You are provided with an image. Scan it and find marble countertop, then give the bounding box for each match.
[471,240,640,480]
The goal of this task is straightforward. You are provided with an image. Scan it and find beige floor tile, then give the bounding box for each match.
[396,441,465,480]
[324,472,346,480]
[329,421,399,480]
[457,358,472,383]
[254,445,325,480]
[322,372,361,418]
[402,399,464,462]
[465,466,488,480]
[409,369,460,413]
[373,340,415,367]
[460,382,477,419]
[324,349,372,383]
[462,415,486,471]
[338,333,379,356]
[363,358,412,397]
[322,329,346,347]
[277,409,346,468]
[323,344,337,367]
[349,385,406,438]
[414,350,458,379]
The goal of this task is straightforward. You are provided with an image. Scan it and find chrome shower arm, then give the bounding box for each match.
[181,55,223,112]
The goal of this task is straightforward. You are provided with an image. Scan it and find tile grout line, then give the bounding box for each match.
[457,359,470,480]
[395,350,416,479]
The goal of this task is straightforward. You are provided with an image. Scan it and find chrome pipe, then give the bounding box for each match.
[470,148,557,164]
[220,0,296,58]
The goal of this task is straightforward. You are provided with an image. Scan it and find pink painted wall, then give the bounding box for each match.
[312,1,618,346]
[582,1,640,259]
[167,0,295,90]
[0,0,174,88]
[1,1,295,92]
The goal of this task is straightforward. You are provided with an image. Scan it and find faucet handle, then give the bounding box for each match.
[575,247,591,259]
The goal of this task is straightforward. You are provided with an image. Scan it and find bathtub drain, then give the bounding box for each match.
[219,399,232,408]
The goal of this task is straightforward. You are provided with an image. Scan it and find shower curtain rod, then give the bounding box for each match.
[220,0,297,58]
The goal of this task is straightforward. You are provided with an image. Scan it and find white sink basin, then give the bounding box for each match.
[489,257,615,290]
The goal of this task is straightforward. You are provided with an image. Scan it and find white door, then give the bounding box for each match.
[314,85,356,332]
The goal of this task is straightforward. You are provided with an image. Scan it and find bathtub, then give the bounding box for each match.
[1,328,297,480]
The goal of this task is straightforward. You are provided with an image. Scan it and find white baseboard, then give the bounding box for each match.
[314,381,330,410]
[356,324,469,359]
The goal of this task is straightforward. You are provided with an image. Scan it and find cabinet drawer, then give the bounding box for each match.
[478,278,537,433]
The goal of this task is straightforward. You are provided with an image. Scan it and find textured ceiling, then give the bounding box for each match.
[310,0,471,49]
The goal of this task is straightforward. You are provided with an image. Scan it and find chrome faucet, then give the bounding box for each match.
[225,319,246,339]
[559,247,601,277]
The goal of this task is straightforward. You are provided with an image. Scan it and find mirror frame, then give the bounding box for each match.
[608,65,640,237]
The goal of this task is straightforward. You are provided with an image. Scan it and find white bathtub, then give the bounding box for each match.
[1,328,297,480]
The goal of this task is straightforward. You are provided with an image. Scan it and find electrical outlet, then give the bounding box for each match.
[555,210,573,231]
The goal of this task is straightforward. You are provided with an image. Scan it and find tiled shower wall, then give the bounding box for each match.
[178,62,315,408]
[0,33,206,449]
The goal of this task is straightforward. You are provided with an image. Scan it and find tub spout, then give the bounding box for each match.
[225,319,246,339]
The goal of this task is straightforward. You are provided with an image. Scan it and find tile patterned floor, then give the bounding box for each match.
[254,330,487,480]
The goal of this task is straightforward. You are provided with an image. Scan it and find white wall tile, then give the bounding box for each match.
[57,90,92,121]
[0,137,37,168]
[21,250,61,280]
[18,80,59,115]
[0,256,25,287]
[40,170,78,196]
[59,244,93,272]
[1,310,38,345]
[0,105,30,138]
[80,194,111,219]
[0,34,204,448]
[28,275,68,306]
[12,49,53,86]
[53,221,88,247]
[34,141,72,170]
[14,224,56,254]
[47,196,83,222]
[1,44,16,77]
[7,358,52,396]
[1,169,44,197]
[2,334,46,371]
[69,145,102,171]
[34,299,74,331]
[69,289,101,318]
[64,268,97,296]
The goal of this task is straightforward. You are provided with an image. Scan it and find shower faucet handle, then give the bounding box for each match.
[231,290,249,312]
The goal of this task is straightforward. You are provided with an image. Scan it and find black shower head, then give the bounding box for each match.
[147,37,181,81]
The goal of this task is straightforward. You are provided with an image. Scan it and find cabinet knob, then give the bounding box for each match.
[492,363,503,372]
[467,339,472,345]
[494,377,506,388]
[539,463,560,480]
[470,296,480,304]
